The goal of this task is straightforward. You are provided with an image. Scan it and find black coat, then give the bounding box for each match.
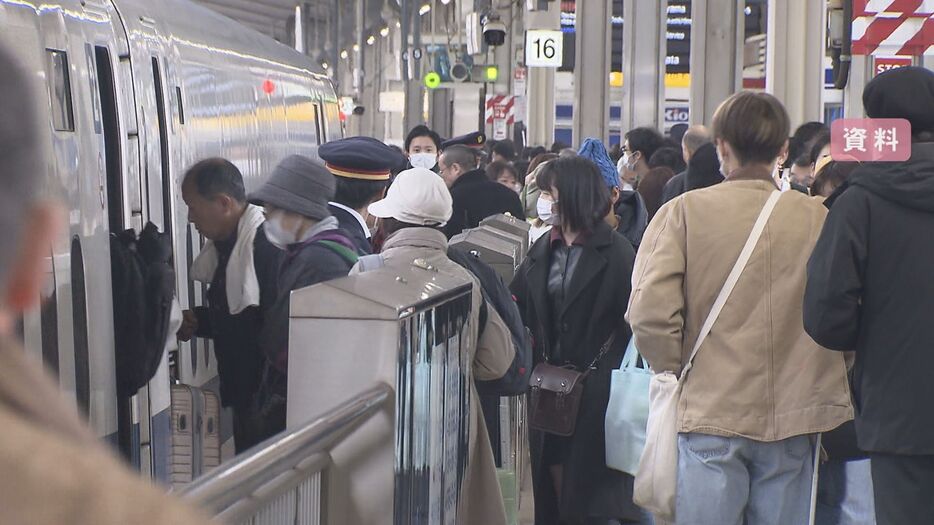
[260,228,356,382]
[194,225,282,408]
[329,203,371,255]
[614,190,648,250]
[684,143,724,192]
[510,221,639,522]
[804,142,934,454]
[660,170,686,205]
[444,169,525,238]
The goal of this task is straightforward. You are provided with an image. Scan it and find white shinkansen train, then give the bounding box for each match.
[0,0,340,480]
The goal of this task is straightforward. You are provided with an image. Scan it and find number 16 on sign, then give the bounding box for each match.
[525,30,563,68]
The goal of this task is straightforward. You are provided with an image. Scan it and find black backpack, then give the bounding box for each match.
[448,246,532,397]
[110,222,175,397]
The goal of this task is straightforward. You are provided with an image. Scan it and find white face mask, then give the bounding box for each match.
[264,216,298,250]
[409,152,437,170]
[537,196,559,225]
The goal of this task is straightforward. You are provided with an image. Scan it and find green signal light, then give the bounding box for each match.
[424,72,441,89]
[485,66,499,82]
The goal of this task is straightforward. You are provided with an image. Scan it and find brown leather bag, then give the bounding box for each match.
[528,333,616,436]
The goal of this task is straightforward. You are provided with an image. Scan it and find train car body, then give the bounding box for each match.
[0,0,339,481]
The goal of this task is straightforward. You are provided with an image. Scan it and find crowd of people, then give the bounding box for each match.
[1,32,934,524]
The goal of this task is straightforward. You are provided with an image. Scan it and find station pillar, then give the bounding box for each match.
[525,4,559,148]
[843,56,874,118]
[767,0,827,127]
[689,0,744,126]
[572,0,613,145]
[621,0,667,133]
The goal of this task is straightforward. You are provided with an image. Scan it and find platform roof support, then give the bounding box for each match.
[621,0,666,134]
[572,0,613,146]
[689,0,744,126]
[767,0,827,128]
[843,56,873,119]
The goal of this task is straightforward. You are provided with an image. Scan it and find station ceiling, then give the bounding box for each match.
[192,0,314,37]
[194,0,391,56]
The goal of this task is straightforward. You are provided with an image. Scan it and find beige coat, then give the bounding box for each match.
[374,227,515,524]
[0,336,213,524]
[628,173,853,442]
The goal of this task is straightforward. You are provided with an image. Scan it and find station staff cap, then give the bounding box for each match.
[368,167,452,225]
[249,154,334,220]
[318,136,407,181]
[441,131,486,150]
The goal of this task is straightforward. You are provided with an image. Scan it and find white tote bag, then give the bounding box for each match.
[606,337,652,475]
[632,191,783,522]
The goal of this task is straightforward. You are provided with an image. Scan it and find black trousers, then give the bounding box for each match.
[232,403,265,454]
[870,452,934,525]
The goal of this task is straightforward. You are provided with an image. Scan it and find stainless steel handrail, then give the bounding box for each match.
[182,383,392,517]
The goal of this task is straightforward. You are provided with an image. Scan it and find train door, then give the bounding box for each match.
[131,19,181,483]
[101,4,181,480]
[81,0,146,465]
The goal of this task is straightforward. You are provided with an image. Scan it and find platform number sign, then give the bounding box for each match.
[525,30,563,68]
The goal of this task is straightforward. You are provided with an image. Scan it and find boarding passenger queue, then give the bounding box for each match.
[3,29,934,525]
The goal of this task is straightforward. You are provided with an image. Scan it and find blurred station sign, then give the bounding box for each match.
[874,56,913,75]
[664,105,690,127]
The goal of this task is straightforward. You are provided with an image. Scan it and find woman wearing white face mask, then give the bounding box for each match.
[510,156,647,525]
[247,155,360,442]
[404,125,441,171]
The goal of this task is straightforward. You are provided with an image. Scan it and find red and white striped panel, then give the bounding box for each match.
[485,95,516,125]
[852,0,934,55]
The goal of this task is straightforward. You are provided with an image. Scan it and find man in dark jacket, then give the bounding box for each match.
[804,66,934,525]
[661,125,710,204]
[248,155,358,440]
[440,144,525,238]
[179,158,282,453]
[319,136,407,255]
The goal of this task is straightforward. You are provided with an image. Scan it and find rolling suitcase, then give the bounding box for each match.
[169,383,222,487]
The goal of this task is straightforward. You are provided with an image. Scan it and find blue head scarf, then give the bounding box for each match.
[577,138,620,189]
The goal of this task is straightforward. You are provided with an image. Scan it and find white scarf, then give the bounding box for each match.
[190,205,265,315]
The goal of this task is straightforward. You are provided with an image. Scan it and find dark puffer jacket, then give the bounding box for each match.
[804,142,934,454]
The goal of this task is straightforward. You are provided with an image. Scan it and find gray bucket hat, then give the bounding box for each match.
[249,154,335,220]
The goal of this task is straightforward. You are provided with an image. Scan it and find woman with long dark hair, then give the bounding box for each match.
[511,156,647,524]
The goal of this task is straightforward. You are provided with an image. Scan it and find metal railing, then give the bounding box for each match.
[182,383,393,524]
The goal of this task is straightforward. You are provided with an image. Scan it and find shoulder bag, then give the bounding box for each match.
[633,190,783,522]
[528,333,616,437]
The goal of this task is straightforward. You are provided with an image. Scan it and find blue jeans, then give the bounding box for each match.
[675,433,817,525]
[815,459,876,525]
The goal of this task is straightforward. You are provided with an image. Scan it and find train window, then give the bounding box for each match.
[40,249,59,377]
[175,86,185,124]
[13,316,24,343]
[312,103,323,145]
[185,224,198,377]
[151,58,175,258]
[46,50,75,132]
[70,236,90,416]
[94,46,123,234]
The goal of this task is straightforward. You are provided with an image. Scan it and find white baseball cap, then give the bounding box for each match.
[368,167,453,225]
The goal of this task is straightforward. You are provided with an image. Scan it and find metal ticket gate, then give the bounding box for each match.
[286,264,474,524]
[450,214,531,525]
